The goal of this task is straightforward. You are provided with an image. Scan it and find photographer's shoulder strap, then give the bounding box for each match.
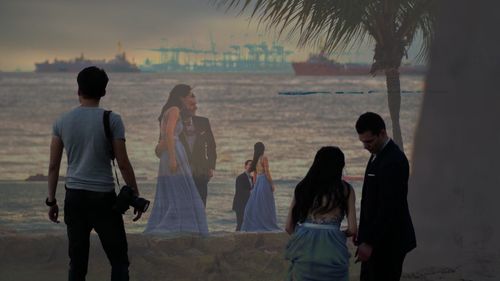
[103,110,114,159]
[103,110,120,187]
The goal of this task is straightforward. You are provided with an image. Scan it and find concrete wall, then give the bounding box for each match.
[406,1,500,280]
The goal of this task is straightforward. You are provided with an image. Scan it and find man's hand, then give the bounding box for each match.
[355,243,373,263]
[48,205,60,223]
[208,169,214,178]
[343,229,356,237]
[133,208,143,222]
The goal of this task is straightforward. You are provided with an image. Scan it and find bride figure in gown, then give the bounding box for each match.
[241,142,281,232]
[144,84,208,235]
[285,146,357,281]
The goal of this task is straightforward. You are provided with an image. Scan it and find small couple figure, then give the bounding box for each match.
[233,142,281,232]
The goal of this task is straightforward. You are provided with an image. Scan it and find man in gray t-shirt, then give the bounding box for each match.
[46,66,142,281]
[53,107,125,192]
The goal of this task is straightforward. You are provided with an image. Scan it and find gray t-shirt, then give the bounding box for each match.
[53,106,125,192]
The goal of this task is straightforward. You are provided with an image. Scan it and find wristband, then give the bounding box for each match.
[45,197,57,207]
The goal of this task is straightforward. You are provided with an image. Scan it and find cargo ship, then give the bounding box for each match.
[35,52,140,73]
[292,53,426,76]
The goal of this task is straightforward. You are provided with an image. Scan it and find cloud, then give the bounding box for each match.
[0,0,418,70]
[0,0,263,69]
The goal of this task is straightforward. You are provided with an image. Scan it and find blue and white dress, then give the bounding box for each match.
[285,215,350,281]
[241,156,281,232]
[144,119,208,235]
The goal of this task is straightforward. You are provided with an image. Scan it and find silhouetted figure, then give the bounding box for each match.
[146,84,208,235]
[46,66,142,281]
[232,160,253,231]
[241,142,281,232]
[285,146,357,281]
[179,92,216,207]
[355,112,416,281]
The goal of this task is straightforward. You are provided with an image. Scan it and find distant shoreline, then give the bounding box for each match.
[3,175,365,183]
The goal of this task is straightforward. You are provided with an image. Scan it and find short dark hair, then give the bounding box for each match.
[355,112,386,135]
[77,66,109,99]
[245,159,252,166]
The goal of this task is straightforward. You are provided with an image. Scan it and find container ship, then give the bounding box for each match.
[35,52,140,73]
[292,53,426,76]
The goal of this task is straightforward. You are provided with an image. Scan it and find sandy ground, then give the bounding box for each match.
[0,228,463,281]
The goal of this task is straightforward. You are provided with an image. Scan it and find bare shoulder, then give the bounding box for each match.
[342,180,354,195]
[165,106,180,115]
[164,106,180,120]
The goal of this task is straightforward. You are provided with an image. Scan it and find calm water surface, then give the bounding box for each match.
[0,72,424,233]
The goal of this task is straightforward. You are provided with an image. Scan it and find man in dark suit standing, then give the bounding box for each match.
[355,112,416,281]
[232,160,253,231]
[180,94,216,207]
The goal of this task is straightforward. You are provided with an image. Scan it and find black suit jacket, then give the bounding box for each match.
[180,116,216,177]
[232,172,252,212]
[358,139,416,254]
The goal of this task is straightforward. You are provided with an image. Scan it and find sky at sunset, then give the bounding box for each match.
[0,0,422,71]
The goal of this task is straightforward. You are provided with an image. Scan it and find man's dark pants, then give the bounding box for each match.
[193,175,209,207]
[360,248,406,281]
[64,188,129,281]
[235,208,245,231]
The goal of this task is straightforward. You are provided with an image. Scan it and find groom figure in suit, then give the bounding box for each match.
[180,94,216,207]
[232,160,253,231]
[355,112,416,281]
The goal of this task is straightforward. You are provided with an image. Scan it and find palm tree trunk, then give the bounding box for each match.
[385,68,404,151]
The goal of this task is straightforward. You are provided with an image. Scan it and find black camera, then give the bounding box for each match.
[113,185,150,214]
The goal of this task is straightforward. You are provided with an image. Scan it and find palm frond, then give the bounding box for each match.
[211,0,436,63]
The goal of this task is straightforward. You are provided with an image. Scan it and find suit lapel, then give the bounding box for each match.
[191,117,206,156]
[179,127,192,162]
[192,117,204,137]
[367,139,393,168]
[375,139,394,163]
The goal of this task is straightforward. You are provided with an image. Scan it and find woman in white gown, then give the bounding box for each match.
[144,84,208,235]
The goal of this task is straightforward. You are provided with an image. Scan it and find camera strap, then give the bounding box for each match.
[103,110,121,188]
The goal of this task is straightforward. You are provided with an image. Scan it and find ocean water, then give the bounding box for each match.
[0,72,424,233]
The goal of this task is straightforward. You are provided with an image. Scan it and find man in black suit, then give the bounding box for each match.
[355,112,416,281]
[180,95,216,207]
[232,160,253,231]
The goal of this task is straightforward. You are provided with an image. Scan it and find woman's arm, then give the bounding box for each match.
[346,183,358,239]
[165,107,180,172]
[285,196,296,234]
[251,171,256,190]
[262,156,275,192]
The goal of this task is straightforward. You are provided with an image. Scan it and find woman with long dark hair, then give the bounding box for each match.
[240,142,281,231]
[144,84,208,235]
[285,146,357,280]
